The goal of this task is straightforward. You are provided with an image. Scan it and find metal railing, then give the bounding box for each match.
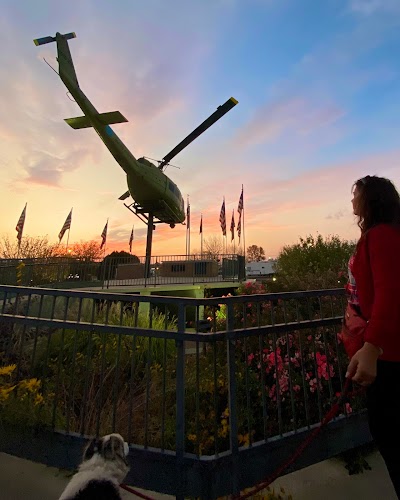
[0,285,370,498]
[0,254,246,289]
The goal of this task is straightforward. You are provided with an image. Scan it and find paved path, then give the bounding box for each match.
[0,450,396,499]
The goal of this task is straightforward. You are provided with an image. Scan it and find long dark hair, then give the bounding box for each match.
[353,175,400,234]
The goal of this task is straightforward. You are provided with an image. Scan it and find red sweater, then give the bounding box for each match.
[352,224,400,362]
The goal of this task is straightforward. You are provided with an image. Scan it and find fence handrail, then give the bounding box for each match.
[0,284,346,306]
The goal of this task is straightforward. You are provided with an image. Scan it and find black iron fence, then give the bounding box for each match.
[0,254,246,288]
[0,285,370,498]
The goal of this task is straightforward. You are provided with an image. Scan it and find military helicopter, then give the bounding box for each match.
[33,32,238,229]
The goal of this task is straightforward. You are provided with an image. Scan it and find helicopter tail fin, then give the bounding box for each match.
[65,111,128,129]
[33,32,79,88]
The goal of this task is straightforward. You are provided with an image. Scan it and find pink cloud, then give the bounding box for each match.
[236,97,345,148]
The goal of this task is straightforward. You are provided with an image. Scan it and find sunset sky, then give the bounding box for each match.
[1,0,400,258]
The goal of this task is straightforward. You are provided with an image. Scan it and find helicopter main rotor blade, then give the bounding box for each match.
[158,97,238,170]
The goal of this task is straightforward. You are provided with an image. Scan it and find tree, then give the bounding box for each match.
[0,235,59,259]
[247,245,265,262]
[204,235,224,259]
[98,251,140,280]
[270,234,356,292]
[69,240,104,261]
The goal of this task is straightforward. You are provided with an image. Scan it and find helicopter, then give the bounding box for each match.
[33,32,238,228]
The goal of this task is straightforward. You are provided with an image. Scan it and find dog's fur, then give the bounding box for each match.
[59,433,130,500]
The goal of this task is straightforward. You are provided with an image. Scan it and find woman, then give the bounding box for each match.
[346,175,400,497]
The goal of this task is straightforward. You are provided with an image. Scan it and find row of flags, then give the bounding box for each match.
[15,187,244,252]
[185,187,243,239]
[219,187,244,241]
[15,204,135,253]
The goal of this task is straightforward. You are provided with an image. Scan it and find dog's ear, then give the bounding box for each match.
[82,438,100,461]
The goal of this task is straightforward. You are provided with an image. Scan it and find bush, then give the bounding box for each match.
[271,234,356,292]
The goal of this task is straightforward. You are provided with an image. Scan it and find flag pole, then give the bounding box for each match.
[200,214,203,258]
[16,202,27,258]
[129,224,134,254]
[232,209,236,255]
[66,207,72,253]
[242,185,246,260]
[102,218,108,259]
[188,209,191,260]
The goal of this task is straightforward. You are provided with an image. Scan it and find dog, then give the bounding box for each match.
[59,433,130,500]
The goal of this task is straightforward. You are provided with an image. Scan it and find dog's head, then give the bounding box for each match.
[83,433,129,468]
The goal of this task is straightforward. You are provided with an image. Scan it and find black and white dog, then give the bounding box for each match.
[59,433,130,500]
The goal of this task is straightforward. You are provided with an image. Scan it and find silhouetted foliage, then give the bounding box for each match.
[269,234,356,292]
[98,251,140,280]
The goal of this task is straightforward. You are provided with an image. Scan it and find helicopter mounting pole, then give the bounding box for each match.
[145,213,154,279]
[186,196,191,258]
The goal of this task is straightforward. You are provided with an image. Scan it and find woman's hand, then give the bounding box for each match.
[345,342,382,386]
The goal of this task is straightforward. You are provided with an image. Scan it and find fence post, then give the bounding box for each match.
[227,301,240,496]
[176,302,186,500]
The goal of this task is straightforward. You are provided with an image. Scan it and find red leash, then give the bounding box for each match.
[120,483,156,499]
[120,378,357,499]
[233,377,357,499]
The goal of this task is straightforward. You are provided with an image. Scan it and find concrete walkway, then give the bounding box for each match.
[0,450,397,499]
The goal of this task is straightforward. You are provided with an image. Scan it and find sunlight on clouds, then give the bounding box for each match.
[236,97,345,148]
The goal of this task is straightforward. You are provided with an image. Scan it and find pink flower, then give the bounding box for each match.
[316,352,335,381]
[278,371,289,393]
[309,378,317,393]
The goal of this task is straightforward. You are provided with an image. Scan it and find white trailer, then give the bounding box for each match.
[246,260,276,276]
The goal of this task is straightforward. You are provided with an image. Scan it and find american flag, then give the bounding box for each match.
[100,221,108,249]
[186,201,191,230]
[237,187,244,215]
[230,210,235,242]
[16,204,27,243]
[199,215,203,234]
[58,209,72,242]
[237,211,242,241]
[129,226,134,253]
[219,199,226,236]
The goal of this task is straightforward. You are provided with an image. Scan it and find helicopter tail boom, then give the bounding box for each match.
[34,32,79,88]
[65,111,128,129]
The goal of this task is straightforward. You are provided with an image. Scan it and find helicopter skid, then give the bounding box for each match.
[123,201,179,226]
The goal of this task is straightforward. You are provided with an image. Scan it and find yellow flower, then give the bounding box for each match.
[238,433,250,446]
[34,393,44,406]
[187,434,197,442]
[19,378,41,392]
[0,365,16,377]
[0,385,16,402]
[221,407,229,418]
